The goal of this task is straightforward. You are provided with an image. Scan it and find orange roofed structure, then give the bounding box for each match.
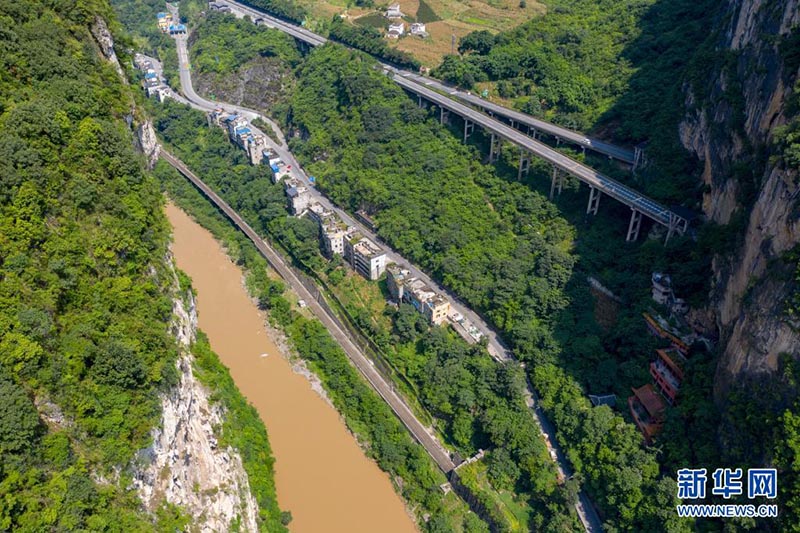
[628,384,666,444]
[650,347,685,404]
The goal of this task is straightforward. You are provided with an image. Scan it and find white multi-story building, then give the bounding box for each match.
[284,178,310,215]
[651,272,673,305]
[387,22,405,38]
[344,229,386,280]
[410,23,427,36]
[386,263,412,301]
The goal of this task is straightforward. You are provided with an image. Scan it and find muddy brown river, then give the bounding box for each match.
[166,202,417,533]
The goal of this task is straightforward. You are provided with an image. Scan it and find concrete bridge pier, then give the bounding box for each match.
[489,133,501,163]
[586,186,601,215]
[549,166,564,200]
[517,149,530,180]
[665,213,688,244]
[528,126,537,140]
[633,144,647,171]
[463,119,474,142]
[626,209,642,242]
[440,107,449,125]
[418,95,424,107]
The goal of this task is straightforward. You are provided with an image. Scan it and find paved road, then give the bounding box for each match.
[160,149,457,473]
[169,5,288,149]
[166,22,603,533]
[217,0,684,237]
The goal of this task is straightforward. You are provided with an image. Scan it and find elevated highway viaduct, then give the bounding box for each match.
[217,0,688,242]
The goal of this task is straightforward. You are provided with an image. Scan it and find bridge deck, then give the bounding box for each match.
[390,70,635,164]
[225,0,634,165]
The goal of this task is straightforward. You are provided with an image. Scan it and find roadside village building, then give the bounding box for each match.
[386,264,450,325]
[284,178,311,215]
[209,111,268,165]
[157,12,172,32]
[344,229,386,280]
[309,203,348,258]
[385,3,403,18]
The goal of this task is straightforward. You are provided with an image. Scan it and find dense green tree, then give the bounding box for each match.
[0,374,41,454]
[458,30,496,55]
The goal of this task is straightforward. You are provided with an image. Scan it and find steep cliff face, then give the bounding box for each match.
[679,0,800,397]
[136,120,161,169]
[133,265,260,531]
[91,16,126,81]
[192,55,293,115]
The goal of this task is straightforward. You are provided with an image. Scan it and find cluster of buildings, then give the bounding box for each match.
[383,4,427,39]
[304,203,472,330]
[628,272,714,444]
[209,109,270,166]
[627,344,688,444]
[157,12,186,34]
[306,203,387,280]
[134,54,171,102]
[386,264,450,325]
[385,22,428,39]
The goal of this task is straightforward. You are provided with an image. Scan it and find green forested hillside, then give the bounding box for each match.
[0,1,285,530]
[0,1,175,529]
[190,12,302,76]
[435,0,718,134]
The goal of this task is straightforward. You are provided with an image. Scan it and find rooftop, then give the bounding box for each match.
[631,384,666,418]
[426,295,449,309]
[287,185,307,198]
[656,347,685,379]
[352,236,384,258]
[407,279,436,301]
[387,263,412,278]
[323,218,347,233]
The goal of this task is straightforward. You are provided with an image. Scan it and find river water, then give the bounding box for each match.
[165,203,417,533]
